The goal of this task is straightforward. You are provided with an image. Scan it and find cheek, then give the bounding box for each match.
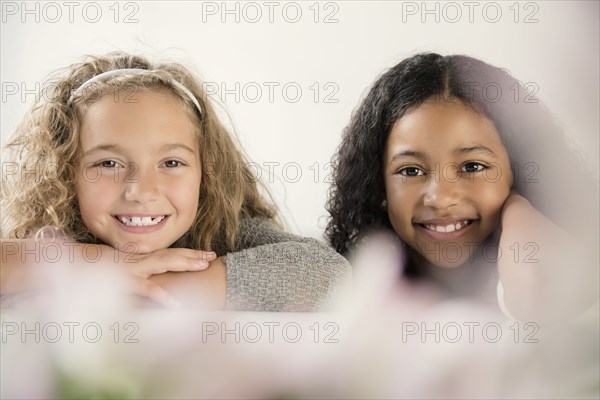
[173,177,201,217]
[183,192,200,217]
[75,175,114,217]
[385,181,417,238]
[74,175,90,214]
[477,182,510,217]
[385,178,421,210]
[386,176,406,201]
[74,185,97,230]
[387,206,412,243]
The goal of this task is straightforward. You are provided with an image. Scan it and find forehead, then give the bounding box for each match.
[79,89,198,149]
[387,100,504,154]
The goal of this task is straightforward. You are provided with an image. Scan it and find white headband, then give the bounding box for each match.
[68,68,202,115]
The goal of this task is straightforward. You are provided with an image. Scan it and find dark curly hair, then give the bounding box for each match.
[326,52,598,257]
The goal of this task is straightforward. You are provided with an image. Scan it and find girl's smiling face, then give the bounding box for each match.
[384,99,512,268]
[75,89,202,253]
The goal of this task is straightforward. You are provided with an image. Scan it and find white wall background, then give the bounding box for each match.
[2,0,598,239]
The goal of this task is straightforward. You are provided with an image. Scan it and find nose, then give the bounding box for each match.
[123,164,159,204]
[422,175,461,210]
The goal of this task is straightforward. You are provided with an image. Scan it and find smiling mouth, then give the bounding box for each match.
[114,215,167,227]
[420,220,474,233]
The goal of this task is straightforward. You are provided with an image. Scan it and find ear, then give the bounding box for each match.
[381,199,387,210]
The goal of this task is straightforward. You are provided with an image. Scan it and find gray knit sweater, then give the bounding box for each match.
[224,218,352,311]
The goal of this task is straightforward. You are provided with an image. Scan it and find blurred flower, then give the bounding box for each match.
[1,235,598,399]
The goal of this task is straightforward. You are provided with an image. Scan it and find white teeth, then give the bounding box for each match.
[118,216,165,227]
[424,220,472,233]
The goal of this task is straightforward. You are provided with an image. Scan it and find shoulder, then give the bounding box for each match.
[234,217,318,250]
[225,217,352,311]
[230,216,351,273]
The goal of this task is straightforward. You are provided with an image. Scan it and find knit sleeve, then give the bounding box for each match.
[224,218,352,311]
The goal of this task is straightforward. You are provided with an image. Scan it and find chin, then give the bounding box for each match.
[137,243,164,254]
[118,241,162,254]
[431,260,466,269]
[426,256,471,269]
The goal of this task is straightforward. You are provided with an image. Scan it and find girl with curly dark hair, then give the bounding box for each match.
[326,53,598,320]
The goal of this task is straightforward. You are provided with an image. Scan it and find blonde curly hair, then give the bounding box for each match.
[1,52,278,254]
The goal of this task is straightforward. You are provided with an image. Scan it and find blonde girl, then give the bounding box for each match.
[1,52,350,310]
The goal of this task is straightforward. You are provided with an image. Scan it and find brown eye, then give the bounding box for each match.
[399,167,425,177]
[460,162,486,173]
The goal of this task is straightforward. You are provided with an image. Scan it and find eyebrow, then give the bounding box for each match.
[160,143,197,155]
[389,150,428,164]
[453,145,497,157]
[388,145,497,164]
[81,144,123,158]
[82,143,196,157]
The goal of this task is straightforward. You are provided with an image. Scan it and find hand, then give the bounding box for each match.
[499,190,533,228]
[113,247,218,308]
[149,256,227,309]
[496,190,595,321]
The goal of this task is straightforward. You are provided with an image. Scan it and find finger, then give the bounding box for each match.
[123,248,216,265]
[132,253,214,278]
[155,248,218,262]
[148,249,218,267]
[133,278,182,309]
[198,250,218,262]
